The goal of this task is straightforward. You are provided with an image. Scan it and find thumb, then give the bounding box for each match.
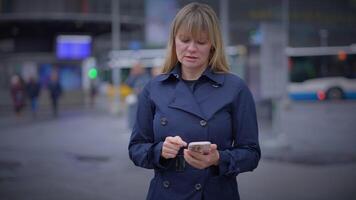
[211,144,218,150]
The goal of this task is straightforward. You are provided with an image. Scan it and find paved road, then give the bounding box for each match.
[262,100,356,165]
[0,103,355,200]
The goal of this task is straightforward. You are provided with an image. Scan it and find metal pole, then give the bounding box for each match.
[319,29,328,47]
[319,29,328,76]
[112,0,120,51]
[111,0,121,114]
[272,0,290,141]
[220,0,229,46]
[282,0,289,91]
[282,0,289,47]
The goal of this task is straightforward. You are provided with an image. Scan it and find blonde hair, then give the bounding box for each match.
[162,2,229,74]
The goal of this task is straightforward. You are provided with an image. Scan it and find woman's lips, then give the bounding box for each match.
[184,56,198,61]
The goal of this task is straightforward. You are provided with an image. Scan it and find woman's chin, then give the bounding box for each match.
[182,61,201,69]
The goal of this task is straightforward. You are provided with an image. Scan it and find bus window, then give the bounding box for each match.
[287,46,356,101]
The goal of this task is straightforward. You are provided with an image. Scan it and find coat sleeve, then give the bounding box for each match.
[128,81,168,170]
[217,83,261,177]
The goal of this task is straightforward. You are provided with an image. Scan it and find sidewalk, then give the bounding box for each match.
[259,101,356,166]
[1,104,355,200]
[2,98,356,167]
[0,92,117,130]
[0,104,93,130]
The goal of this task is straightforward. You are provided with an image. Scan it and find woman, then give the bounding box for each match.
[125,61,151,129]
[129,2,260,200]
[10,74,26,116]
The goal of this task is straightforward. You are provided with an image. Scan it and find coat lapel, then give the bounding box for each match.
[195,83,231,121]
[193,71,228,121]
[168,80,207,120]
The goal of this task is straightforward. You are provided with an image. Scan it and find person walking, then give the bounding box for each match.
[125,61,151,129]
[26,76,41,117]
[48,72,62,117]
[89,79,98,108]
[128,3,260,200]
[10,74,26,117]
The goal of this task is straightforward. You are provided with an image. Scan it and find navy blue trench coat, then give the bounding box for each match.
[129,65,261,200]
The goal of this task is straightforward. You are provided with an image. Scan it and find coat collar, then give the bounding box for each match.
[157,63,225,86]
[168,80,207,120]
[157,63,227,120]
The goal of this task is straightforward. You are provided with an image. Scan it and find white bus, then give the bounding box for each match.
[287,45,356,100]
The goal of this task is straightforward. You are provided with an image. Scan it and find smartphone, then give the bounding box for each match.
[188,141,211,155]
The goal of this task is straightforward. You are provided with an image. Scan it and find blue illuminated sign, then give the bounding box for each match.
[56,35,92,60]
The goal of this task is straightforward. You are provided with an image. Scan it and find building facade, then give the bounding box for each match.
[0,0,355,106]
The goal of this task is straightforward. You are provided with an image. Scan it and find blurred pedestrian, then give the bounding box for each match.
[89,79,98,108]
[26,76,41,117]
[128,3,260,200]
[150,66,162,77]
[10,74,26,117]
[48,72,62,117]
[125,61,151,129]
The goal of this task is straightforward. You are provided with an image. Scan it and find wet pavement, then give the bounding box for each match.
[0,101,355,200]
[260,100,356,166]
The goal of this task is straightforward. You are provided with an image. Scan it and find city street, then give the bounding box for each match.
[1,1,355,200]
[0,101,356,200]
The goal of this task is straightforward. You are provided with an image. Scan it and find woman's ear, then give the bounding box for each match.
[210,46,215,53]
[209,47,215,58]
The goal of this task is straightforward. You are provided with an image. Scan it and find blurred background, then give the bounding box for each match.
[0,0,355,199]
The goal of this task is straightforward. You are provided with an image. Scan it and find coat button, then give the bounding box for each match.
[160,117,168,126]
[174,74,179,79]
[200,120,207,127]
[195,183,202,191]
[212,84,220,88]
[163,180,170,188]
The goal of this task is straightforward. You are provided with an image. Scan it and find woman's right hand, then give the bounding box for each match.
[161,136,187,159]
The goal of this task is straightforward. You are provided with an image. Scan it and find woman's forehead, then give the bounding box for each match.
[176,29,209,39]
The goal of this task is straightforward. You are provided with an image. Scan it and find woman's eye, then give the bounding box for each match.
[197,41,206,45]
[181,38,190,43]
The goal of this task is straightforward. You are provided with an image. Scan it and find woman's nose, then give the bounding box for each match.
[187,42,198,52]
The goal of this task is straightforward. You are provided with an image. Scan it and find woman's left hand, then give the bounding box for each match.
[183,144,220,169]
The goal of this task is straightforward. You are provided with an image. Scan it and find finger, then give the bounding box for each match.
[184,149,197,165]
[188,149,215,165]
[172,136,187,147]
[211,144,217,150]
[171,136,185,146]
[165,136,175,142]
[164,142,181,151]
[162,147,178,155]
[178,137,188,147]
[187,149,206,161]
[165,136,181,146]
[184,150,204,169]
[162,152,177,159]
[164,138,182,150]
[210,144,218,154]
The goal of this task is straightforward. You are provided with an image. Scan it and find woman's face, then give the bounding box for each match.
[175,30,212,72]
